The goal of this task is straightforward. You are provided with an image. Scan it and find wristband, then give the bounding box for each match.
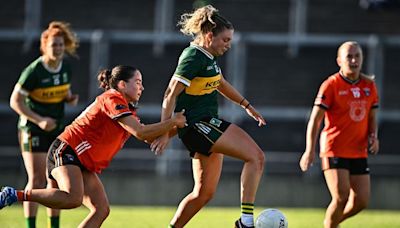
[239,98,245,106]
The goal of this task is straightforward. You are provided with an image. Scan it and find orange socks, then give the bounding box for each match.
[16,189,31,201]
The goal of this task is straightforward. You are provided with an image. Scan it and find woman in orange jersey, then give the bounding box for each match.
[299,41,379,228]
[0,65,186,227]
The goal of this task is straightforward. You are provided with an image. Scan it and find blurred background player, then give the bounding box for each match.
[9,21,79,228]
[150,5,266,228]
[1,65,187,227]
[299,41,379,228]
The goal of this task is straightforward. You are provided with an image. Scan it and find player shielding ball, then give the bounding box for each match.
[150,5,266,228]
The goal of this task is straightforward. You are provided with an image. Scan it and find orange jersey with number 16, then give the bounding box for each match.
[58,89,137,173]
[314,73,379,158]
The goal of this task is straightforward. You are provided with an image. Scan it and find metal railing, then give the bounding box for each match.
[1,29,399,120]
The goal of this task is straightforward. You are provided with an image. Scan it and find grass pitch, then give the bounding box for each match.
[0,205,399,227]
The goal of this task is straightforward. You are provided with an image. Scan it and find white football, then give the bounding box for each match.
[256,208,288,228]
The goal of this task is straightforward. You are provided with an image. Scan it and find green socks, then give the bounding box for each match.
[26,217,36,228]
[48,216,60,228]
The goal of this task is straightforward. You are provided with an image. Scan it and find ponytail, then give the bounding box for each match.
[97,65,138,91]
[97,69,112,91]
[178,5,233,38]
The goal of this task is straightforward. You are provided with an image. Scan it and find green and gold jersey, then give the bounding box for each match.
[173,44,222,136]
[17,57,72,133]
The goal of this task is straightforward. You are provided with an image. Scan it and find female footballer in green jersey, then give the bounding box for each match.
[9,21,79,228]
[151,5,266,228]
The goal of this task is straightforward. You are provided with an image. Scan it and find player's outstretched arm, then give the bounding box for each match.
[118,110,186,142]
[150,79,186,154]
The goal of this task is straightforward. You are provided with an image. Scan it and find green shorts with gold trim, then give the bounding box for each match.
[18,129,59,153]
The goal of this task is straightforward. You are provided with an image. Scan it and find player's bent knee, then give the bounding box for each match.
[30,178,47,188]
[257,151,265,169]
[63,201,81,209]
[94,205,110,219]
[193,189,215,204]
[197,195,213,205]
[199,190,215,202]
[249,149,265,171]
[332,196,349,207]
[356,198,369,210]
[335,189,350,201]
[64,195,83,209]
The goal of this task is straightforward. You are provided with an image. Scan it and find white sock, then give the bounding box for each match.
[241,214,254,226]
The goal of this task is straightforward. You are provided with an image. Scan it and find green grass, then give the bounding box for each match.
[0,205,399,227]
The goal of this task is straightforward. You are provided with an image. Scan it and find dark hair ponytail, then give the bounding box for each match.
[97,69,112,90]
[97,65,138,91]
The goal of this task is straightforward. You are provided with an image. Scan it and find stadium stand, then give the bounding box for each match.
[0,0,399,146]
[42,0,156,30]
[174,0,291,32]
[0,0,399,208]
[308,0,400,34]
[0,0,25,28]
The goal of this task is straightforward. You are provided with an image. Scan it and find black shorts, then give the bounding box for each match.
[321,157,370,175]
[181,117,231,157]
[19,129,58,153]
[47,138,86,180]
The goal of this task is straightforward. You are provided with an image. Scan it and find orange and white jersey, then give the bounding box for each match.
[315,72,379,158]
[58,89,137,173]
